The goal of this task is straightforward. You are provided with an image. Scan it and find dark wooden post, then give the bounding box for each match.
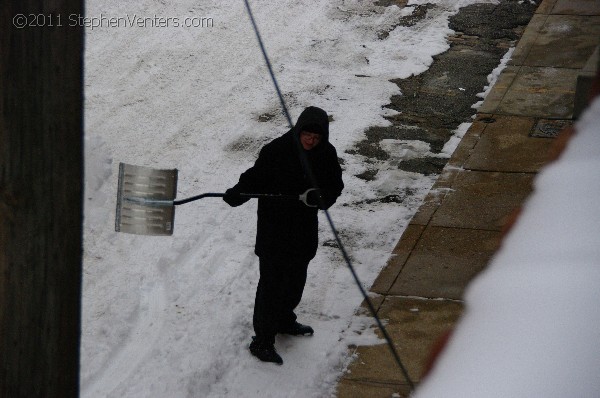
[0,0,84,397]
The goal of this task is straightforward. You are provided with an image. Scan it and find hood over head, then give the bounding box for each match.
[293,106,330,142]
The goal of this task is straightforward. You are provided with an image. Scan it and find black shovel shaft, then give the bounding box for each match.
[173,192,299,206]
[173,193,224,205]
[126,188,318,207]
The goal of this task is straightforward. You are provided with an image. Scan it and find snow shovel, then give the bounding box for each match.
[115,162,316,236]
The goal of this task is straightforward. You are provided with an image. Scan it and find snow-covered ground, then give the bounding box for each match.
[81,1,496,397]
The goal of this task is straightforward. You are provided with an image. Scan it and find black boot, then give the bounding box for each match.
[278,321,314,336]
[249,337,283,365]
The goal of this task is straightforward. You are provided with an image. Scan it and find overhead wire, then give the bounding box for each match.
[242,0,415,391]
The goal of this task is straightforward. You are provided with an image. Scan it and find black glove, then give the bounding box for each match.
[223,187,248,207]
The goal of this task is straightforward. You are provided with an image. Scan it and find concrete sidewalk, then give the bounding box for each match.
[336,0,600,396]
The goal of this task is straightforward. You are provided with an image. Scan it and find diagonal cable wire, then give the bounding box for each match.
[242,1,294,128]
[243,0,415,391]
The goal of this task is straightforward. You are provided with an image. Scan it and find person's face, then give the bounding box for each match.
[300,131,322,150]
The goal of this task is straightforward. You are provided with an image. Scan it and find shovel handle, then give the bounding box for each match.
[173,193,225,205]
[173,188,318,207]
[123,194,226,207]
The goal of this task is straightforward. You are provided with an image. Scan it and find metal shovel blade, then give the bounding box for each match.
[115,163,178,236]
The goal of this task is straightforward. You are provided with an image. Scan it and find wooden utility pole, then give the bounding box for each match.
[0,0,84,397]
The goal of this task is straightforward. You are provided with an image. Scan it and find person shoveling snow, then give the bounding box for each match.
[223,106,344,364]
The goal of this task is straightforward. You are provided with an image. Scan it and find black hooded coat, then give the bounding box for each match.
[225,106,344,261]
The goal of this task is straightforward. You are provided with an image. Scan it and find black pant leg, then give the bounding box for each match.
[253,256,311,342]
[253,256,285,345]
[279,258,309,327]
